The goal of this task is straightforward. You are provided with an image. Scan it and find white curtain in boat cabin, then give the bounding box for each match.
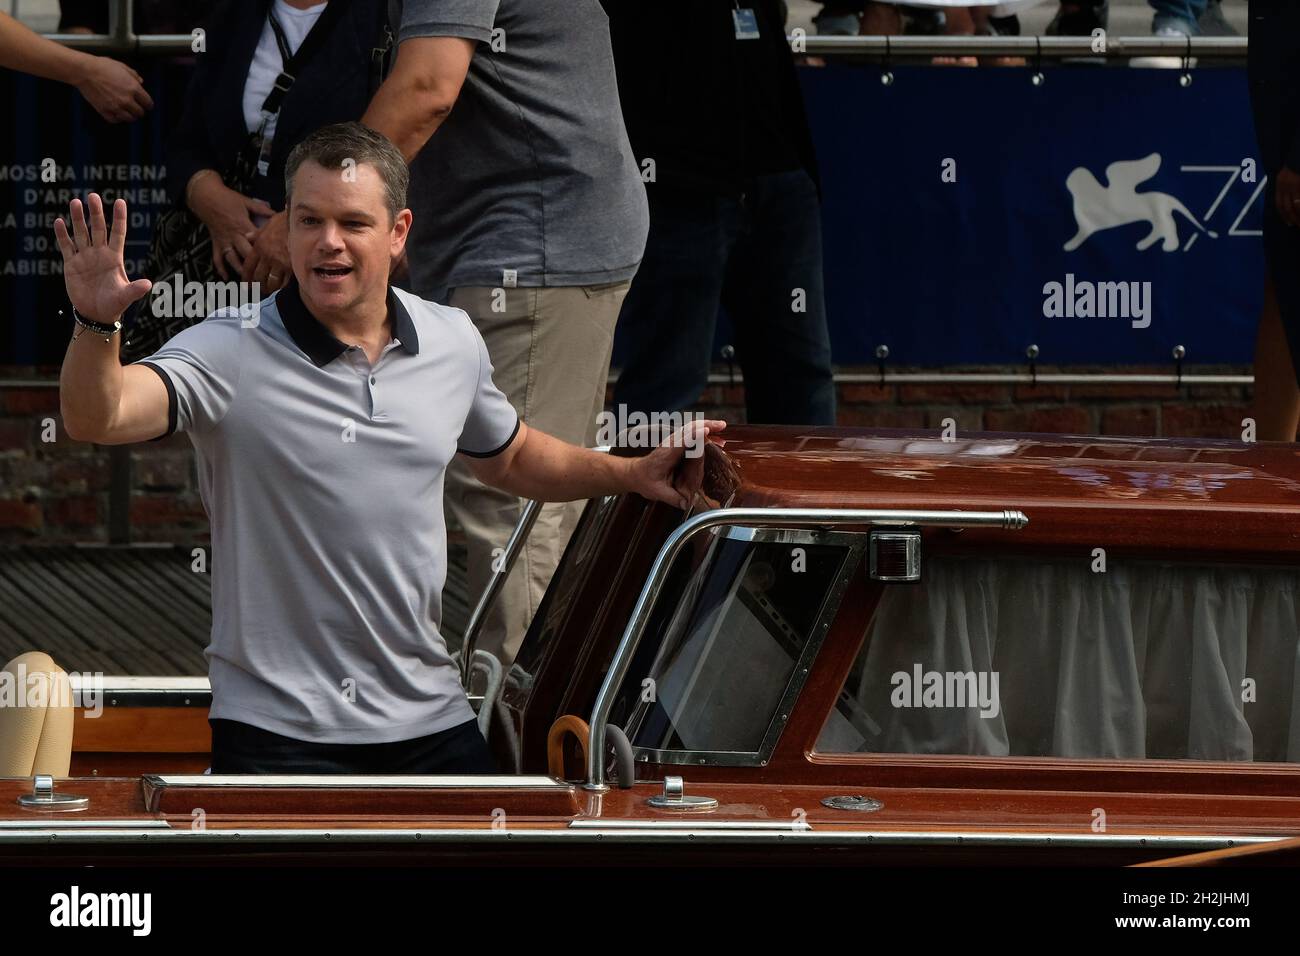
[820,557,1300,762]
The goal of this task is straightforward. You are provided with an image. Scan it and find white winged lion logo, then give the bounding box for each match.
[1064,153,1217,252]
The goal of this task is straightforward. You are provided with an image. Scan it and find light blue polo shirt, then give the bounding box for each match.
[136,279,520,744]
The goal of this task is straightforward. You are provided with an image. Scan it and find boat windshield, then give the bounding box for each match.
[608,528,861,764]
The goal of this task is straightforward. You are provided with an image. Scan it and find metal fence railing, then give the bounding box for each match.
[24,15,1250,61]
[798,35,1246,60]
[0,371,1256,387]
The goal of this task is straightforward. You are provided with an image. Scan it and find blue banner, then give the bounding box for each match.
[801,63,1265,366]
[2,62,188,367]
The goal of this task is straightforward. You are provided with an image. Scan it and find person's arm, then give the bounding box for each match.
[61,336,171,444]
[54,195,169,444]
[0,12,153,123]
[464,419,726,509]
[360,35,474,161]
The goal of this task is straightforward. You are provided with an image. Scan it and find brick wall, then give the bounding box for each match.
[692,367,1254,439]
[0,365,1255,544]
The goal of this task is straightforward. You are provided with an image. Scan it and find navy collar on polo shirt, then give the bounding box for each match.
[276,276,420,367]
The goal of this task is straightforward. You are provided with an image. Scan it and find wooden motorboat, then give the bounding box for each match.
[6,426,1300,865]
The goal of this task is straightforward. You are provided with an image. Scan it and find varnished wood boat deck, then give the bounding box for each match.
[2,775,1297,865]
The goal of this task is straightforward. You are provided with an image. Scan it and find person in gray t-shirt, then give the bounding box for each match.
[363,1,649,677]
[54,122,711,774]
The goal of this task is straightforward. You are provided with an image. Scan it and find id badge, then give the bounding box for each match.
[732,8,760,40]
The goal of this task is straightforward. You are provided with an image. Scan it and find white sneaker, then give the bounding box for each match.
[1130,25,1195,70]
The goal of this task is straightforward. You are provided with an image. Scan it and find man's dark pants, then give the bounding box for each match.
[209,717,498,773]
[612,168,836,426]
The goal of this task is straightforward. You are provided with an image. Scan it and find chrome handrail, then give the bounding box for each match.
[583,506,1029,791]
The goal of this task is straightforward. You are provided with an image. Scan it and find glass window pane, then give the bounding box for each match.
[615,536,850,756]
[817,555,1300,762]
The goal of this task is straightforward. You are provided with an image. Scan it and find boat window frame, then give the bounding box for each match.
[584,507,1030,789]
[622,526,866,769]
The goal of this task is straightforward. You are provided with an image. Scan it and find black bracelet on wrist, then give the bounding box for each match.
[69,306,122,342]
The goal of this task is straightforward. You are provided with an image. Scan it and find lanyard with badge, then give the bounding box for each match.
[732,0,761,40]
[255,12,295,178]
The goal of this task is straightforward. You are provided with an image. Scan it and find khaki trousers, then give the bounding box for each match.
[445,282,628,672]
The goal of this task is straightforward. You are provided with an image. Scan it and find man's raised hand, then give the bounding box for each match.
[54,193,152,324]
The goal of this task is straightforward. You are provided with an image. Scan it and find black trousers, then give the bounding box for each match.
[611,170,836,427]
[209,717,498,774]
